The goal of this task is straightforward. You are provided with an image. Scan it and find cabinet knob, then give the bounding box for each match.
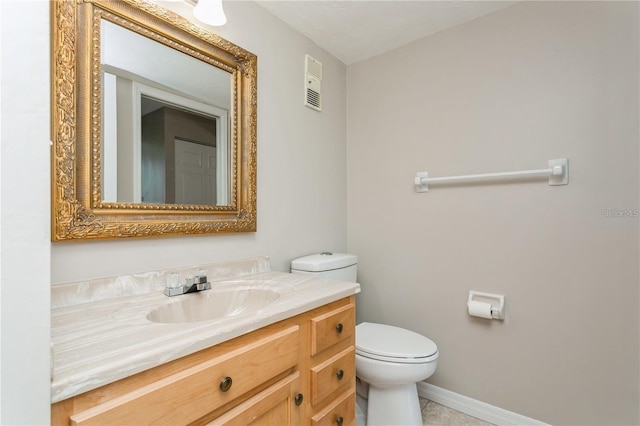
[336,369,344,380]
[335,323,344,334]
[336,416,344,426]
[219,376,233,392]
[294,393,304,406]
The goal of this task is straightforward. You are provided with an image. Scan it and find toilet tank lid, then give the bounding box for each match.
[291,253,357,272]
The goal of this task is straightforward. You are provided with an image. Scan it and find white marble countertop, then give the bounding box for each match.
[51,257,360,403]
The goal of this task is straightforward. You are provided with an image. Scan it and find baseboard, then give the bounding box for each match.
[417,382,549,426]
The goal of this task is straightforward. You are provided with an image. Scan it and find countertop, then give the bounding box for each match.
[51,257,360,403]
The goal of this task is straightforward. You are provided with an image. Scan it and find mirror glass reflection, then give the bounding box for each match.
[100,19,232,206]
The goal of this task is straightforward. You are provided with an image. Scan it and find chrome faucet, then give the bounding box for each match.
[164,274,211,297]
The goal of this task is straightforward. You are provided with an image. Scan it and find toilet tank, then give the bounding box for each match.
[291,252,357,282]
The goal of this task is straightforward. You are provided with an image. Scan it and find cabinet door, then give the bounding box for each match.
[208,372,302,426]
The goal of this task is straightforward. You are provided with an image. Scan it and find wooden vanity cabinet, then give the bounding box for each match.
[51,296,356,426]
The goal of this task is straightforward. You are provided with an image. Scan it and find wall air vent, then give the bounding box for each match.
[304,55,322,111]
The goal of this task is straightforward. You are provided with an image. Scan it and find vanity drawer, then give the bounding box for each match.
[310,346,355,406]
[311,304,355,356]
[69,326,299,425]
[311,389,355,426]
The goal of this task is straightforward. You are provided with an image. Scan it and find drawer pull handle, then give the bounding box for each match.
[335,323,344,334]
[336,369,344,380]
[219,376,233,392]
[336,416,344,426]
[295,393,304,406]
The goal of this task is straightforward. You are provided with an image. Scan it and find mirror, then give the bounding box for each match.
[101,19,231,206]
[51,0,257,241]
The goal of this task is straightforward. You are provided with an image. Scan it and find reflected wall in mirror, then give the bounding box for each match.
[51,0,257,241]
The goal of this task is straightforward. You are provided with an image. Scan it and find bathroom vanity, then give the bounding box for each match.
[50,257,359,425]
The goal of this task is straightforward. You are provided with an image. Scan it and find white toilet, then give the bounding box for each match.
[291,253,439,426]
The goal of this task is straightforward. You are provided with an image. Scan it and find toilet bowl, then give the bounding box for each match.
[290,253,439,426]
[356,322,438,426]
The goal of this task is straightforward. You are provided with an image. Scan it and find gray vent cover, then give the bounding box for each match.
[304,55,322,111]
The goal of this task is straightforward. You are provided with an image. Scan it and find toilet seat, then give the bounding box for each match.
[356,322,438,364]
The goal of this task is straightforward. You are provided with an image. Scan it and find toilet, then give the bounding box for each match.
[291,253,439,426]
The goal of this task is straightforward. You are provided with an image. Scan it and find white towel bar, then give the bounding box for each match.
[414,158,569,192]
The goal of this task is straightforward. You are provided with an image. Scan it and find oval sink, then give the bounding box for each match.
[147,287,280,323]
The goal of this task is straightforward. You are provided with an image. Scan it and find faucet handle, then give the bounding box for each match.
[194,274,208,284]
[166,273,181,289]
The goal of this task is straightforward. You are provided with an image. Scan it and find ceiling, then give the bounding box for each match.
[254,1,519,65]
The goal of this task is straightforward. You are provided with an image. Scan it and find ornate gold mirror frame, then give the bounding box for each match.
[51,0,257,241]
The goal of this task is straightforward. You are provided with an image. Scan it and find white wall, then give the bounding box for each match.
[0,1,51,423]
[51,0,348,284]
[347,2,638,425]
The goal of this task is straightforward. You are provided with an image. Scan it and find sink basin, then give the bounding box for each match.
[147,287,281,323]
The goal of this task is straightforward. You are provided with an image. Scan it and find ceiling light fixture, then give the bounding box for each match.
[193,0,227,26]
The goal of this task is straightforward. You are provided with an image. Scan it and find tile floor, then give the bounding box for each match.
[419,397,495,426]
